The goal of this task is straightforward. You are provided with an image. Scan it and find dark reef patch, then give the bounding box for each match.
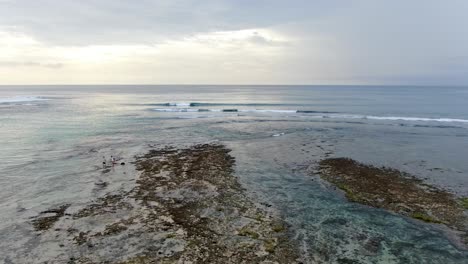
[317,158,468,246]
[29,144,300,263]
[31,204,70,231]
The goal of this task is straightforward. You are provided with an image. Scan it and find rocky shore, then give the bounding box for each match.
[317,157,468,247]
[29,144,300,263]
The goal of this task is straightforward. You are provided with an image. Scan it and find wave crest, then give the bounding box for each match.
[152,108,468,123]
[0,96,47,104]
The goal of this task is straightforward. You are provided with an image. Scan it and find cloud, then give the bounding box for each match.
[1,1,468,84]
[266,0,468,85]
[0,61,63,68]
[0,28,295,84]
[0,0,341,46]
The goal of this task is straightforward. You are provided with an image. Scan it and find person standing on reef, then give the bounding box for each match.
[111,155,117,166]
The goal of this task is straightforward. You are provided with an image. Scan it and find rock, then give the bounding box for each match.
[316,158,468,246]
[28,144,300,263]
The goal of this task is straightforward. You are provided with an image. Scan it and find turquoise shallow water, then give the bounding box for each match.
[0,85,467,263]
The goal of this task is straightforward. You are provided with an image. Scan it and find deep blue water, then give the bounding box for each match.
[1,85,467,263]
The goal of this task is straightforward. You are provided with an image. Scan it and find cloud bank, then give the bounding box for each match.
[0,0,467,85]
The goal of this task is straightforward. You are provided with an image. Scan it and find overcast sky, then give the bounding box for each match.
[1,0,467,85]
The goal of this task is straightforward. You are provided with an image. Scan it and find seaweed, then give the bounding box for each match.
[31,204,70,231]
[410,212,442,224]
[317,158,467,245]
[460,197,468,209]
[30,144,300,263]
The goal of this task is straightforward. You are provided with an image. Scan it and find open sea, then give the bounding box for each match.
[1,85,468,263]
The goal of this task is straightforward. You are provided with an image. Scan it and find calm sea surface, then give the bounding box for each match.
[1,85,468,263]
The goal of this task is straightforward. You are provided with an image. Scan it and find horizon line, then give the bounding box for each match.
[1,84,468,87]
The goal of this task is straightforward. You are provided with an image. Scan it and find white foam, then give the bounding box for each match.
[0,96,47,104]
[326,114,468,123]
[153,108,199,112]
[366,116,468,123]
[166,102,190,107]
[151,108,468,124]
[240,109,297,113]
[272,132,285,137]
[154,108,297,113]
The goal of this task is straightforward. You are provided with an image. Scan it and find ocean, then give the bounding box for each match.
[1,85,467,263]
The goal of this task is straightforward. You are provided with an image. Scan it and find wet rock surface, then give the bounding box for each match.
[318,157,468,247]
[28,144,300,263]
[31,204,71,231]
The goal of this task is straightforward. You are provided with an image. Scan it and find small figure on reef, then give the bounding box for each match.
[111,155,117,165]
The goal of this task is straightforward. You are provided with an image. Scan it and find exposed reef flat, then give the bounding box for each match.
[317,158,468,247]
[28,144,299,263]
[31,204,71,231]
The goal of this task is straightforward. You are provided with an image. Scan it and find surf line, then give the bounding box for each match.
[151,108,468,123]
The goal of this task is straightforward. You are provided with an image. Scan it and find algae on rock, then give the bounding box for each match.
[317,157,468,246]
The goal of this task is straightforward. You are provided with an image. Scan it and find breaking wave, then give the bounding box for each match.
[334,115,468,123]
[0,96,47,104]
[151,102,307,107]
[162,102,191,107]
[153,108,314,114]
[153,108,201,112]
[152,108,468,123]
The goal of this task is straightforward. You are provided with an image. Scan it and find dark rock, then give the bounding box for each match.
[31,204,70,231]
[316,158,468,246]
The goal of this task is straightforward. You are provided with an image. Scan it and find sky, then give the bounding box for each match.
[1,0,468,85]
